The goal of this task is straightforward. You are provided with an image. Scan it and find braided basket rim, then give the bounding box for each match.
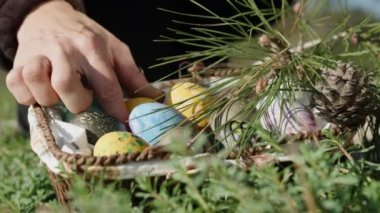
[33,104,172,167]
[33,103,337,169]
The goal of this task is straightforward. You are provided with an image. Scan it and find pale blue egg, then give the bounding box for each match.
[129,102,185,145]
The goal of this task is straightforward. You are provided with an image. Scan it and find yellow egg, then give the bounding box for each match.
[124,97,154,112]
[168,82,211,128]
[93,131,149,157]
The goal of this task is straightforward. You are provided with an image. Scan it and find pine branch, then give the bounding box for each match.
[150,0,380,155]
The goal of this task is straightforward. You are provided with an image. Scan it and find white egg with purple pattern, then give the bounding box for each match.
[129,102,185,145]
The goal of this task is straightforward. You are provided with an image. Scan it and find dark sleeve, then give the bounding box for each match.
[0,0,84,70]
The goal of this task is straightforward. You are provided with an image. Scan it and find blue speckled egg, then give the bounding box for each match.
[129,102,185,145]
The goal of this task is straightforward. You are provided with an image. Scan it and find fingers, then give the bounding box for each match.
[22,55,60,106]
[6,67,35,105]
[111,39,163,99]
[12,6,133,121]
[85,53,128,122]
[10,51,93,114]
[50,52,93,113]
[10,20,158,123]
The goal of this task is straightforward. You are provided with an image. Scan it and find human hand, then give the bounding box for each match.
[6,0,162,122]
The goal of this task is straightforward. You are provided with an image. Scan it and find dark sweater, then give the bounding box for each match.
[0,0,84,69]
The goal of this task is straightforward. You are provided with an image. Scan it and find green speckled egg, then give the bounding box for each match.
[70,111,125,144]
[94,131,148,156]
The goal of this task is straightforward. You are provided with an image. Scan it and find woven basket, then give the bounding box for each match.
[28,76,273,205]
[29,76,351,207]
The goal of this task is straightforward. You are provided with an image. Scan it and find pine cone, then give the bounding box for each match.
[314,61,377,129]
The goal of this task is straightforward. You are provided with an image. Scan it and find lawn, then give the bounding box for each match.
[0,71,57,212]
[0,71,17,120]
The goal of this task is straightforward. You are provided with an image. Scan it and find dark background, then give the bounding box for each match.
[84,1,275,81]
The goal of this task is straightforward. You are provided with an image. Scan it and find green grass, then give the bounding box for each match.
[0,128,55,212]
[0,71,17,120]
[0,71,56,212]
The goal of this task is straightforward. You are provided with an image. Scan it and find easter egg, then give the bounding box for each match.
[210,100,254,149]
[94,131,148,156]
[124,97,154,112]
[70,111,126,145]
[168,82,212,128]
[258,93,320,135]
[129,102,185,145]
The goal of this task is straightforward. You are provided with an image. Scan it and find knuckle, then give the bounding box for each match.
[78,30,100,54]
[22,63,46,82]
[5,69,22,89]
